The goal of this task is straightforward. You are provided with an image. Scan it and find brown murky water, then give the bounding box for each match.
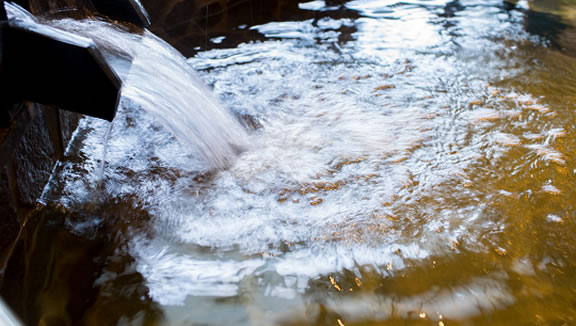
[3,0,576,325]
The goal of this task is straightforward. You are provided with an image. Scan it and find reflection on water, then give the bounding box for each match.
[3,0,576,325]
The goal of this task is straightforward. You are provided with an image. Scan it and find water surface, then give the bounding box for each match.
[3,0,576,325]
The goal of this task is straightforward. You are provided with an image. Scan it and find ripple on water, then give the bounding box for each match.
[29,0,576,323]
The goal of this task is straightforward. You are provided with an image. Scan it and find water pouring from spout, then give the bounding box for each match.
[117,29,249,169]
[5,2,248,169]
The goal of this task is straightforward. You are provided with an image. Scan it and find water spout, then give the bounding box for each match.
[89,0,150,26]
[2,1,247,168]
[0,0,6,19]
[0,2,121,122]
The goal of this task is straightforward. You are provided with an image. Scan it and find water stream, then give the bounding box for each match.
[3,0,576,325]
[6,2,248,169]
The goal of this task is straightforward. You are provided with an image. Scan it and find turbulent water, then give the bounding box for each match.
[3,0,576,325]
[6,2,248,169]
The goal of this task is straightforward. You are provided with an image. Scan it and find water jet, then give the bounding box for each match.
[0,0,245,283]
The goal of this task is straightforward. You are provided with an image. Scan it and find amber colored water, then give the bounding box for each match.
[3,0,576,325]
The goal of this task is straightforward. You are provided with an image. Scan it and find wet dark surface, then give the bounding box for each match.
[143,0,362,56]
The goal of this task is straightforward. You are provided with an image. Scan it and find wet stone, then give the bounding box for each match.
[0,167,19,267]
[14,109,57,207]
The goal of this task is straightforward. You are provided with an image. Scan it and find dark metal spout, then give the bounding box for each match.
[3,0,149,27]
[0,1,6,20]
[0,12,122,124]
[90,0,150,27]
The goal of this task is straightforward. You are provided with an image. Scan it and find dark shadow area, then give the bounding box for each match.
[0,203,164,326]
[505,0,576,55]
[141,0,360,56]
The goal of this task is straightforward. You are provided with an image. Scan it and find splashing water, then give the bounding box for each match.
[4,0,576,325]
[6,3,248,169]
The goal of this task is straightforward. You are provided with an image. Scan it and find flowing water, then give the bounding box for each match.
[6,2,248,169]
[3,0,576,325]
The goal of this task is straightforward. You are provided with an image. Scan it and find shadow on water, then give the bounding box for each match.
[142,0,362,56]
[504,0,576,55]
[12,0,360,55]
[1,203,165,326]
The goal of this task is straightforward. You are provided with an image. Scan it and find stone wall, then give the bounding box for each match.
[0,102,80,274]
